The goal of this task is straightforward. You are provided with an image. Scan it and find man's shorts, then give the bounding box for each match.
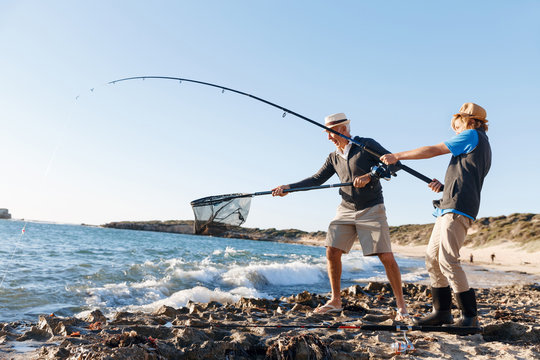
[326,203,392,256]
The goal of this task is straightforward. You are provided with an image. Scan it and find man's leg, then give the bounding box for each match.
[353,204,408,316]
[324,246,344,309]
[378,252,407,314]
[319,207,357,313]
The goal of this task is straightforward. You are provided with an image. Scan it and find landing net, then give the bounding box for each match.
[191,194,252,234]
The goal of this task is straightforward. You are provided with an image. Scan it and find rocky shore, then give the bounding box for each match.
[1,282,539,359]
[102,213,539,247]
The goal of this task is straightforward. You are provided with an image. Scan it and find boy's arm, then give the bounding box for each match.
[380,143,450,165]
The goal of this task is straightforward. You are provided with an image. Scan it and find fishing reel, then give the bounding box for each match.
[370,164,396,181]
[391,330,415,355]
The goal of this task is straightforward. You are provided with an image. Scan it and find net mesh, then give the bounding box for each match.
[191,194,252,234]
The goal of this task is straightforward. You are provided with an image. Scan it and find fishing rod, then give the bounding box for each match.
[191,182,352,208]
[172,323,482,335]
[108,76,437,187]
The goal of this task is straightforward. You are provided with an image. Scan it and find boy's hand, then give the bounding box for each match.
[429,179,443,193]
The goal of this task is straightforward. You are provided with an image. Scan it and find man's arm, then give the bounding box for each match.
[272,155,336,197]
[379,143,450,165]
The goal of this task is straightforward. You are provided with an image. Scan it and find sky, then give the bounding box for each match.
[0,1,539,231]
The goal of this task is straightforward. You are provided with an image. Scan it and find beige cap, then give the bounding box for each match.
[456,103,487,120]
[324,113,350,128]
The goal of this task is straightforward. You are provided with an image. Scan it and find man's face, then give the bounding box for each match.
[326,125,348,149]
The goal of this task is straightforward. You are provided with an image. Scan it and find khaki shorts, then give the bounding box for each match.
[326,203,392,256]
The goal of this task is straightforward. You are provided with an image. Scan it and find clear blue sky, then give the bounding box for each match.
[0,1,538,231]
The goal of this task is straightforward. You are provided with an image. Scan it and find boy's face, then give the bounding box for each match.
[452,117,467,134]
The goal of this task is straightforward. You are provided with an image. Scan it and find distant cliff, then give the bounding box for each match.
[0,208,11,219]
[389,213,539,247]
[102,213,539,246]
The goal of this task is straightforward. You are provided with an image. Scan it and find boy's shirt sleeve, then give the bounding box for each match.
[444,129,479,156]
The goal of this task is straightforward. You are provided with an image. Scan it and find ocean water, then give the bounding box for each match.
[0,220,426,322]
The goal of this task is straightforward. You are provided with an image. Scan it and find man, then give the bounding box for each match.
[380,103,491,327]
[272,113,409,320]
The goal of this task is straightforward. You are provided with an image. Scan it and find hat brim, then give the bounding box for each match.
[324,119,350,131]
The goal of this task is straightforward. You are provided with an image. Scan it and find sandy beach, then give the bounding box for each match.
[393,241,540,277]
[288,235,540,284]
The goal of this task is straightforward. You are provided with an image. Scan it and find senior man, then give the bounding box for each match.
[272,113,408,320]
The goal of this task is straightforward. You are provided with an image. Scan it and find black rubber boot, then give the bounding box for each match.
[414,286,454,326]
[453,288,479,327]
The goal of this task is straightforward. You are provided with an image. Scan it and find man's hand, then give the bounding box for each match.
[380,153,398,165]
[353,174,372,188]
[272,185,290,197]
[429,179,443,193]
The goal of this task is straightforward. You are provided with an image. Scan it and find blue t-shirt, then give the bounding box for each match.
[433,129,479,220]
[444,129,478,157]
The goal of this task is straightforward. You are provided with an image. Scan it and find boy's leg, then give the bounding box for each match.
[425,216,449,287]
[437,213,472,293]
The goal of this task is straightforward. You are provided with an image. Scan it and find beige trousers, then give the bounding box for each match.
[426,213,473,293]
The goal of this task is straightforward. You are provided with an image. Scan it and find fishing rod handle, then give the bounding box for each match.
[399,164,445,191]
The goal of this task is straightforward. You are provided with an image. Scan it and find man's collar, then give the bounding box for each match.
[336,141,352,159]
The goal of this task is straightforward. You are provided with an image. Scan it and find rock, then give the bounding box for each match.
[345,285,365,296]
[188,302,205,315]
[483,321,528,341]
[290,303,313,313]
[294,291,318,308]
[84,309,107,324]
[265,333,330,360]
[237,297,278,310]
[38,315,72,336]
[128,325,172,339]
[483,322,540,343]
[41,346,71,360]
[17,325,53,341]
[153,305,178,318]
[173,327,210,348]
[362,314,391,323]
[365,282,387,293]
[202,301,224,311]
[230,331,261,347]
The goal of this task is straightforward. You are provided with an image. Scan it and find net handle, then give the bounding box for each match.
[253,182,353,197]
[191,182,353,207]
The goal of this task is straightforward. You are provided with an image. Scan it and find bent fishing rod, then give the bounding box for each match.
[108,76,437,187]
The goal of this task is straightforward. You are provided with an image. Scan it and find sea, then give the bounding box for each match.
[0,220,427,323]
